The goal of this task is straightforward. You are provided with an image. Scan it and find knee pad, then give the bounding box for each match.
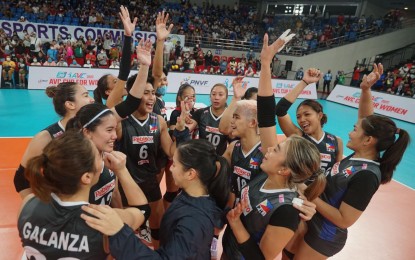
[150,228,160,240]
[163,191,179,203]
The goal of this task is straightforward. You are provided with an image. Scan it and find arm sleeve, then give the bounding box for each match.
[342,171,380,211]
[118,36,132,81]
[268,204,300,232]
[238,236,265,260]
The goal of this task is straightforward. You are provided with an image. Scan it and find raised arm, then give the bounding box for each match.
[153,11,173,79]
[107,5,137,108]
[110,39,152,122]
[277,68,322,137]
[358,63,383,119]
[218,76,247,135]
[258,31,295,153]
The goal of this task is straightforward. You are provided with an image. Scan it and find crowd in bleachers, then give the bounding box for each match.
[263,9,404,54]
[371,62,415,97]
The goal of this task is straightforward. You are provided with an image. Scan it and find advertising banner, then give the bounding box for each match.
[327,85,415,123]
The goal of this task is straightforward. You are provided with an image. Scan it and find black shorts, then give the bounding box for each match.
[120,177,162,204]
[304,227,346,257]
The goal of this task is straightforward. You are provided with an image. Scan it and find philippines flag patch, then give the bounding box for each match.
[149,124,158,133]
[256,199,274,216]
[326,142,335,152]
[249,157,260,169]
[343,166,356,177]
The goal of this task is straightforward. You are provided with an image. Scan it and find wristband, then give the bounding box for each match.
[302,79,309,85]
[275,97,293,117]
[173,127,190,145]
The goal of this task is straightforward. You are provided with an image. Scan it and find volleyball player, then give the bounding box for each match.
[81,139,231,259]
[293,64,411,259]
[18,131,146,258]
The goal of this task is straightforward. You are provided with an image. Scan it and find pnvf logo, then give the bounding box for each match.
[180,76,191,85]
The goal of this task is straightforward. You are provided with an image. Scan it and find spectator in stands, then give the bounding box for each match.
[70,60,81,67]
[43,57,57,67]
[85,51,97,65]
[17,57,28,88]
[74,41,85,59]
[182,57,190,71]
[47,45,58,62]
[295,67,304,80]
[189,57,196,71]
[97,49,109,67]
[245,65,255,77]
[2,56,15,82]
[29,32,42,58]
[204,50,213,67]
[37,52,46,64]
[103,33,113,55]
[246,49,255,60]
[163,37,174,65]
[351,66,362,86]
[84,59,93,68]
[109,58,120,69]
[109,44,120,61]
[30,57,41,66]
[56,57,68,67]
[174,41,182,59]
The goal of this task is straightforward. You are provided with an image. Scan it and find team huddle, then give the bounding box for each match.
[13,6,410,260]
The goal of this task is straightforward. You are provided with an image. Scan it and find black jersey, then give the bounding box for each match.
[89,166,116,205]
[43,121,64,139]
[223,174,298,259]
[193,106,228,155]
[230,141,265,200]
[119,113,161,182]
[303,131,339,175]
[307,155,381,247]
[153,97,167,122]
[18,194,107,259]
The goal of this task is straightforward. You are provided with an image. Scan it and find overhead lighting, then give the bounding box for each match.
[404,7,408,10]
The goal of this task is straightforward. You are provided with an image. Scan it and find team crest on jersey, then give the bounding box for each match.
[256,199,274,216]
[149,123,158,133]
[234,166,251,179]
[241,186,253,216]
[326,142,335,152]
[249,157,260,169]
[53,131,64,138]
[343,166,356,177]
[132,136,154,144]
[278,194,285,203]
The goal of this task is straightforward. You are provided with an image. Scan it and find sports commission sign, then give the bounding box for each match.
[327,85,415,123]
[167,72,317,99]
[0,20,185,46]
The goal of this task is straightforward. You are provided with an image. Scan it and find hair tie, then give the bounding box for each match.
[395,128,400,135]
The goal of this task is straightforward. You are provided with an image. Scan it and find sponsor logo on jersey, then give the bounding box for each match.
[256,199,274,216]
[150,114,158,119]
[320,153,332,162]
[234,166,251,180]
[94,179,116,200]
[326,142,335,152]
[362,163,367,170]
[149,123,158,133]
[22,222,90,252]
[343,166,356,177]
[249,157,260,169]
[53,131,64,138]
[241,186,253,216]
[132,136,154,144]
[206,126,221,134]
[138,159,150,165]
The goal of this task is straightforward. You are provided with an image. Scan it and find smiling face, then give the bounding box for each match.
[138,83,156,114]
[86,114,118,153]
[72,85,95,113]
[296,104,323,135]
[346,119,368,152]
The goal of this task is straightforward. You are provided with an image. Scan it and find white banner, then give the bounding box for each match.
[0,20,185,46]
[28,66,125,90]
[167,72,318,99]
[327,85,415,123]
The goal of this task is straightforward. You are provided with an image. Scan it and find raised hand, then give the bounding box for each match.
[119,5,137,37]
[226,201,244,225]
[176,100,190,131]
[156,11,174,41]
[232,76,248,99]
[136,39,152,66]
[261,31,294,64]
[81,204,124,236]
[360,63,383,91]
[303,68,322,84]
